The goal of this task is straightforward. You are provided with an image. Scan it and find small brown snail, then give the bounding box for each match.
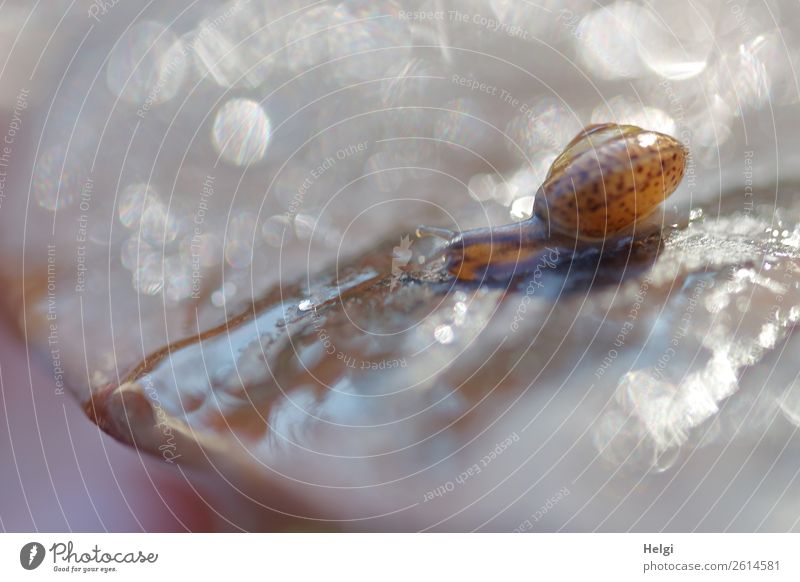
[418,123,688,281]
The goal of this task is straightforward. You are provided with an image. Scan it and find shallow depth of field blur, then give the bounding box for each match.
[2,0,800,531]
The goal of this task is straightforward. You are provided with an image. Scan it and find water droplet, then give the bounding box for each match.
[139,198,180,245]
[121,236,154,271]
[510,196,535,221]
[212,99,272,166]
[132,253,165,296]
[118,183,156,229]
[434,324,454,344]
[294,213,318,241]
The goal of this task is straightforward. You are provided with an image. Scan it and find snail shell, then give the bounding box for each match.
[534,123,687,240]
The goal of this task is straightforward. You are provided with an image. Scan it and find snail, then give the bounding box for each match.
[417,123,688,281]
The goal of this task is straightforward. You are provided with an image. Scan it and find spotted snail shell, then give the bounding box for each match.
[533,123,688,240]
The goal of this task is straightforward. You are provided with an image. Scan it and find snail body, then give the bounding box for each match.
[418,123,688,282]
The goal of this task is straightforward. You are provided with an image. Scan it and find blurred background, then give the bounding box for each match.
[2,0,800,531]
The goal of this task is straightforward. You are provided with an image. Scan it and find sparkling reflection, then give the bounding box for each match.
[190,0,285,88]
[577,1,646,80]
[286,5,344,73]
[118,183,156,229]
[636,1,714,80]
[331,0,412,82]
[106,21,186,107]
[212,99,272,166]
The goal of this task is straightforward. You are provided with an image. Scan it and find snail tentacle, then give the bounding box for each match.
[415,225,458,243]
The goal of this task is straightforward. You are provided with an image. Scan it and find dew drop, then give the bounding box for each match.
[212,99,272,166]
